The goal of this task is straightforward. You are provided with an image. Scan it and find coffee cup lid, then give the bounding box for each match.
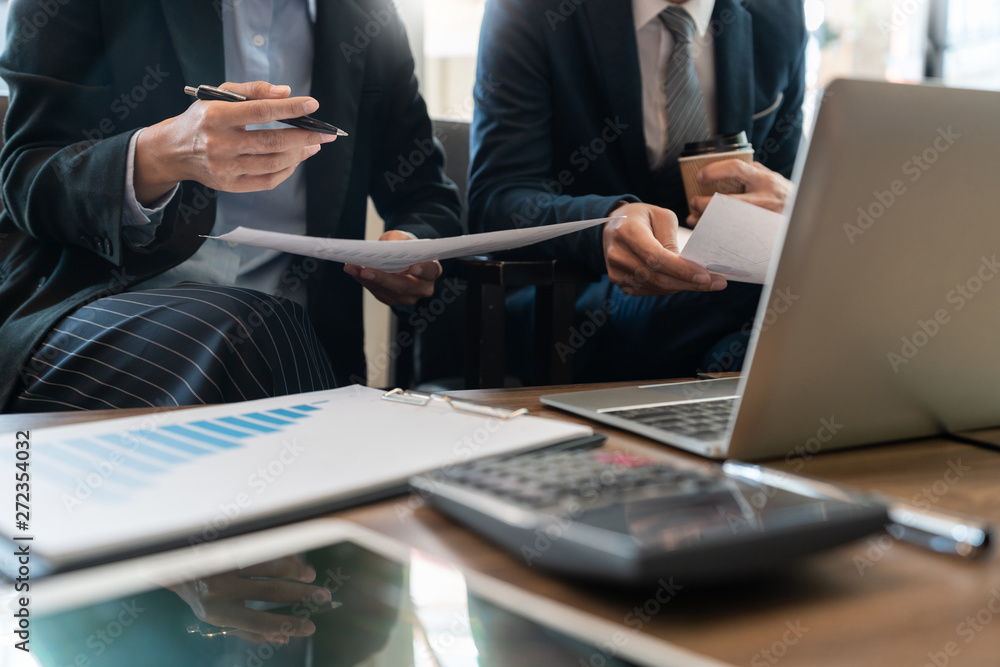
[681,131,751,157]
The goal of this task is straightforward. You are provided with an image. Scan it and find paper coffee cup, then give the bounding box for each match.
[678,149,754,201]
[678,132,754,204]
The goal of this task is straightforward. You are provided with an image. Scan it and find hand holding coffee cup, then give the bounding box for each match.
[679,132,793,225]
[678,131,755,206]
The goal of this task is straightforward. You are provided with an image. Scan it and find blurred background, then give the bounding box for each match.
[410,0,1000,123]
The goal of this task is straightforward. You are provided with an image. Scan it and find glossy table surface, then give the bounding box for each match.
[4,381,1000,667]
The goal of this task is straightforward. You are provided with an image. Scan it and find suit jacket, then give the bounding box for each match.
[0,0,462,408]
[468,0,807,273]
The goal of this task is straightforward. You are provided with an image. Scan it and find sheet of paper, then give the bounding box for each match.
[679,194,785,284]
[208,217,614,272]
[0,385,591,574]
[676,226,692,252]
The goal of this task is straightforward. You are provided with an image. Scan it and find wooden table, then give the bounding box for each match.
[5,383,1000,666]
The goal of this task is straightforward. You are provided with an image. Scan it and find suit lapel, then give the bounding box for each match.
[158,0,225,87]
[581,0,650,195]
[713,0,754,137]
[306,0,369,237]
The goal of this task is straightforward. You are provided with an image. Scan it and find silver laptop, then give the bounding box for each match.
[542,78,1000,460]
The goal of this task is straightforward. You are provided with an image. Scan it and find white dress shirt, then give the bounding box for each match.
[632,0,718,168]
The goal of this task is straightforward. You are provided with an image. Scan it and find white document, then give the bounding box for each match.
[208,217,615,273]
[0,386,591,575]
[679,194,785,284]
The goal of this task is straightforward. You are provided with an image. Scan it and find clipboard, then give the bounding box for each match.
[0,385,594,577]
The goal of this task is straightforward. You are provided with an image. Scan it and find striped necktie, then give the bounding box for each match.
[660,6,711,167]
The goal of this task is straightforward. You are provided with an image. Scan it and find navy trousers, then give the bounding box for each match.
[10,283,338,412]
[507,278,762,384]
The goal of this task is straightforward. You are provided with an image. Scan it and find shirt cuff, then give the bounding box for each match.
[123,129,179,227]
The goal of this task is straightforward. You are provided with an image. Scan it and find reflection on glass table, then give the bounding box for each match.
[24,523,656,667]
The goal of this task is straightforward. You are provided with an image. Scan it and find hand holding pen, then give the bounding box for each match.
[133,81,340,205]
[185,84,348,136]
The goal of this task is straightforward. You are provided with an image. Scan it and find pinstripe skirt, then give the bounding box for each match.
[9,283,338,412]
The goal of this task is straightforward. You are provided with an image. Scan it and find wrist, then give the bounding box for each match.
[608,199,632,217]
[134,121,183,206]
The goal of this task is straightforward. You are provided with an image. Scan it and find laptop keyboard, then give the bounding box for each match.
[607,398,736,441]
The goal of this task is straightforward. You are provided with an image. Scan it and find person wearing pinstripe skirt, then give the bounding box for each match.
[0,0,462,412]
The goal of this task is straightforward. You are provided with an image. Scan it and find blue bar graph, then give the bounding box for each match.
[192,420,255,439]
[243,412,294,426]
[136,430,212,456]
[41,399,324,500]
[219,416,279,434]
[37,444,145,489]
[63,439,165,475]
[163,425,241,449]
[98,434,187,464]
[270,408,308,420]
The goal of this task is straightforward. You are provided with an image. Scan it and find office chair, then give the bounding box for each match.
[414,120,599,390]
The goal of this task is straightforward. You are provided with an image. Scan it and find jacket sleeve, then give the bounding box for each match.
[467,0,629,274]
[0,0,137,266]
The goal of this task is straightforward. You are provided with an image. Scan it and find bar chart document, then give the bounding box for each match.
[0,386,591,576]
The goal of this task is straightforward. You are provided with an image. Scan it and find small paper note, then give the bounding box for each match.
[679,194,785,284]
[207,217,615,273]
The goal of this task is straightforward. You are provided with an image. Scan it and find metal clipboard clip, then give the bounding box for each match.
[382,388,529,420]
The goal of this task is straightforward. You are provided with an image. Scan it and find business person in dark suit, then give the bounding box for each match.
[469,0,806,382]
[0,0,461,411]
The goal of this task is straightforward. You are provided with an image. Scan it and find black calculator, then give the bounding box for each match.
[410,438,888,584]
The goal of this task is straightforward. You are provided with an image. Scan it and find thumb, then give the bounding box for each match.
[648,206,681,251]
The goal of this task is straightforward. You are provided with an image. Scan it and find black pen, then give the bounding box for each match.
[184,84,348,136]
